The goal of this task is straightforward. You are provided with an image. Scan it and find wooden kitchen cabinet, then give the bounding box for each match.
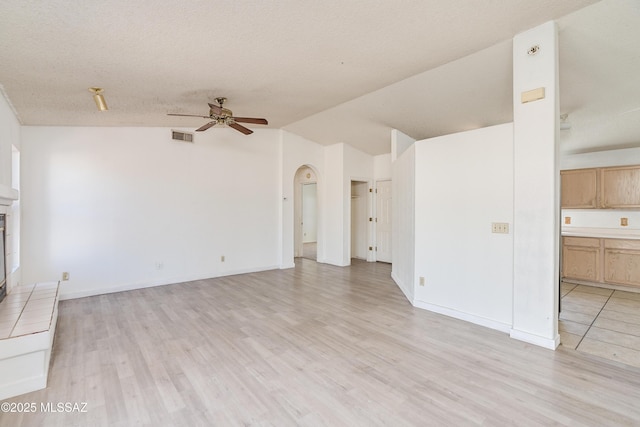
[604,239,640,288]
[600,165,640,208]
[561,168,599,209]
[562,236,640,290]
[562,237,601,282]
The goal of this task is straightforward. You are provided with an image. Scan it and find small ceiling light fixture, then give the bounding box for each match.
[89,87,108,111]
[560,113,572,130]
[527,45,540,56]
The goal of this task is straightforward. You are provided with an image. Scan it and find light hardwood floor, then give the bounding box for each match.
[2,259,640,426]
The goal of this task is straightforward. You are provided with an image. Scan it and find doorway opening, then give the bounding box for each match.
[350,181,369,261]
[294,166,318,261]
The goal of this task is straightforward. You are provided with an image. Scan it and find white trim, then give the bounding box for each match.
[413,299,511,334]
[280,262,295,269]
[509,328,560,350]
[59,265,280,300]
[391,271,414,305]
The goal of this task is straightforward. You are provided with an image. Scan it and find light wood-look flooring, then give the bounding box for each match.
[2,259,640,426]
[560,282,640,367]
[302,242,317,260]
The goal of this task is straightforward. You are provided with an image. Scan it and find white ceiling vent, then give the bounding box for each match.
[171,130,194,143]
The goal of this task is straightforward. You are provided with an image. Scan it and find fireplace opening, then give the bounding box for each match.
[0,214,6,304]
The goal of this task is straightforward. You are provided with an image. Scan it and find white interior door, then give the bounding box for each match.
[351,181,368,260]
[376,180,392,262]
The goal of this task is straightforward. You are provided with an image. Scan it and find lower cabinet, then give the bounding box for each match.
[562,236,640,290]
[603,239,640,287]
[562,237,601,282]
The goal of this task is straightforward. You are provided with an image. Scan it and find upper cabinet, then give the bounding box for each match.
[561,168,599,208]
[600,166,640,208]
[561,165,640,209]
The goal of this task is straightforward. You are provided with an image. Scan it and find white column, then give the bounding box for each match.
[511,21,560,349]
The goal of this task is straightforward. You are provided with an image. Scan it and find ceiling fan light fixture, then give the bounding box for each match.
[89,87,108,111]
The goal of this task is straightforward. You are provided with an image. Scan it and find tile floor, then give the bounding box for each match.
[560,282,640,368]
[0,282,58,339]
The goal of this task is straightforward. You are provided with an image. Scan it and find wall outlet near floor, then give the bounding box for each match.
[565,216,571,225]
[419,276,425,286]
[621,217,629,226]
[491,222,509,234]
[62,272,70,281]
[155,262,164,270]
[221,255,225,262]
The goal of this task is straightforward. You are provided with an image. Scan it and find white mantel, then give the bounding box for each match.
[0,183,18,206]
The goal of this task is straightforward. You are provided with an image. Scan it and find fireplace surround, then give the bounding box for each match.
[0,214,5,304]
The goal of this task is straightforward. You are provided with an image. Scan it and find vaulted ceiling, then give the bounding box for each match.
[1,0,637,156]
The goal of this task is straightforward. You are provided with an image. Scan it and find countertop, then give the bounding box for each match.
[561,227,640,240]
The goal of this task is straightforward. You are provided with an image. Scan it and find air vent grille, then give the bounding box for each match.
[171,130,194,142]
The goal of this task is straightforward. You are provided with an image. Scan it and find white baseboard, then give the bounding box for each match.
[59,265,280,300]
[413,299,512,334]
[280,263,295,269]
[510,328,560,350]
[391,272,414,304]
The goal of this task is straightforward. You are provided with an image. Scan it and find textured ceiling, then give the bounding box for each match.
[2,0,636,156]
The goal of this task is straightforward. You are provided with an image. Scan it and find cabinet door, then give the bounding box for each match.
[561,168,598,208]
[604,239,640,288]
[601,166,640,208]
[562,237,601,281]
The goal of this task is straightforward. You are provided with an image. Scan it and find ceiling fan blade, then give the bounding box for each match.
[229,122,253,135]
[167,113,210,118]
[196,121,216,132]
[232,117,268,125]
[208,103,223,115]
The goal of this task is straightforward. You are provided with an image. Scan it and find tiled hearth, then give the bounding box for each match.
[0,283,58,339]
[560,282,640,368]
[0,282,59,400]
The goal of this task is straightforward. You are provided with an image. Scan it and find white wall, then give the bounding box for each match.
[391,144,415,302]
[413,123,514,331]
[560,147,640,170]
[21,126,282,299]
[374,153,391,180]
[391,129,415,162]
[323,144,346,265]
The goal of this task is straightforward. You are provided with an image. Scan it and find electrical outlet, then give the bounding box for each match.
[62,272,70,281]
[221,255,225,262]
[621,217,629,226]
[155,262,163,270]
[565,216,571,225]
[419,277,425,286]
[491,222,509,234]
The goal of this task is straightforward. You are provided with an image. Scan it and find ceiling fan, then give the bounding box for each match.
[167,97,268,135]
